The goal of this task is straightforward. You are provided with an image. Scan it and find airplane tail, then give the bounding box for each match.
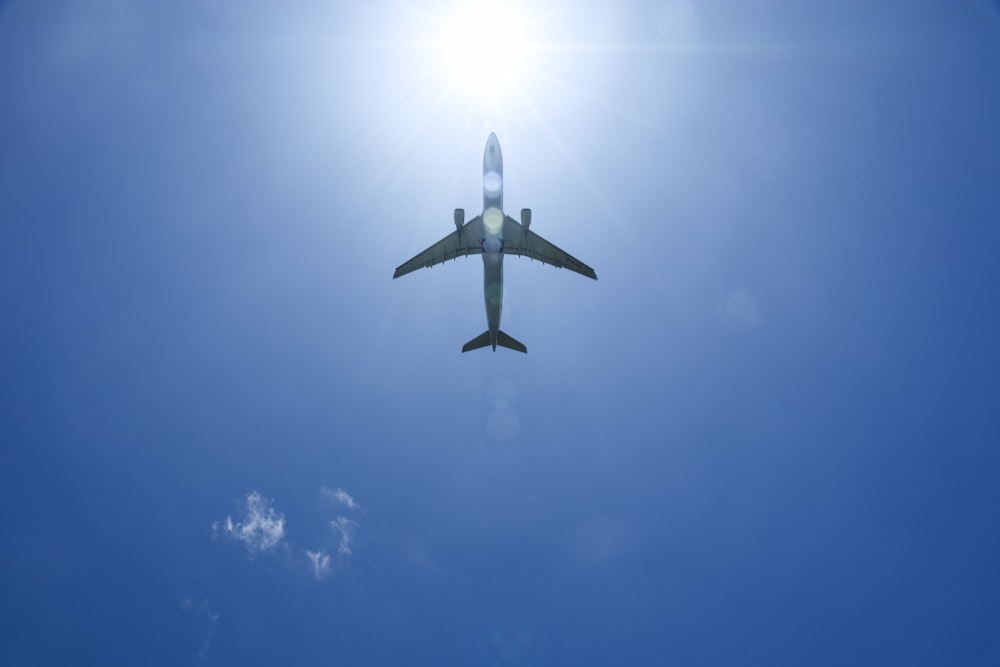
[461,330,527,353]
[497,330,527,353]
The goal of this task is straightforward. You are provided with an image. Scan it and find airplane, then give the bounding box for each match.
[393,133,597,353]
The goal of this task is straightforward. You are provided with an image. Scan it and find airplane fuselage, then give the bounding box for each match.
[481,133,506,350]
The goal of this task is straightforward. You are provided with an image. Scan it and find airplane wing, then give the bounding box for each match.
[502,215,598,280]
[393,216,485,279]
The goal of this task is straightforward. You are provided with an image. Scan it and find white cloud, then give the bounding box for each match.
[182,593,220,622]
[213,491,285,554]
[331,516,358,555]
[198,633,214,663]
[305,549,331,579]
[182,592,219,662]
[211,489,363,582]
[321,485,361,511]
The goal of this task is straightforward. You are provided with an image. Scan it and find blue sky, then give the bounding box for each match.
[2,1,999,665]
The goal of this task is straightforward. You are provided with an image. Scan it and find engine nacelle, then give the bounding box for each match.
[520,208,531,231]
[454,208,465,231]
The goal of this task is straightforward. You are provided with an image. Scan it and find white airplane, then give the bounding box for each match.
[394,133,597,353]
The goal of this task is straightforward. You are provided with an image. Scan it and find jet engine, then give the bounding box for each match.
[454,208,465,231]
[520,208,531,231]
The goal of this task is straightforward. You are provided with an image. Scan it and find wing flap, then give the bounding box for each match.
[394,216,484,279]
[502,215,597,280]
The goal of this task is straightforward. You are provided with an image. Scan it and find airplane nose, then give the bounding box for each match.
[483,133,502,174]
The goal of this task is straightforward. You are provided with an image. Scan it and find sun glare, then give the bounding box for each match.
[436,0,537,100]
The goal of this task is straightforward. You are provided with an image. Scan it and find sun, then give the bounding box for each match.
[434,0,539,101]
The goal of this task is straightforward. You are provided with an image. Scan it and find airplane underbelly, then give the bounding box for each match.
[483,254,503,329]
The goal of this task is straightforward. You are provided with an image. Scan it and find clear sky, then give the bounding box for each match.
[2,1,999,665]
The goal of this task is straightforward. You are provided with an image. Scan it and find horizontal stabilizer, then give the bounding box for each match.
[461,330,528,353]
[497,330,527,353]
[462,331,492,353]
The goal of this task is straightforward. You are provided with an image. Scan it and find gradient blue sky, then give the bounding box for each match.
[2,1,1000,665]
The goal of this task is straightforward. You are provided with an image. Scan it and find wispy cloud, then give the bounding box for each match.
[182,593,219,662]
[321,485,361,512]
[182,593,220,622]
[331,516,359,555]
[305,549,331,579]
[212,488,362,582]
[212,491,285,554]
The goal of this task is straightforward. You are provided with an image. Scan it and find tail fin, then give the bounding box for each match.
[461,330,528,353]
